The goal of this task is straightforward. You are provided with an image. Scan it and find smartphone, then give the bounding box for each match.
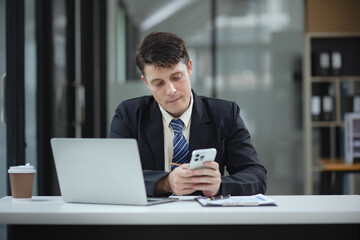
[188,148,217,170]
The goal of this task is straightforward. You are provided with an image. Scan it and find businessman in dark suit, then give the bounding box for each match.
[109,32,267,197]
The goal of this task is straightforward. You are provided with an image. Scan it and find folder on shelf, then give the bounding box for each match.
[195,194,277,207]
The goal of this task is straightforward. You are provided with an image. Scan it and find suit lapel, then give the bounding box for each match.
[144,101,164,170]
[189,91,210,153]
[143,92,210,169]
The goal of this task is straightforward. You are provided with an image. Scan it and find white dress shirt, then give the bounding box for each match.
[159,93,193,172]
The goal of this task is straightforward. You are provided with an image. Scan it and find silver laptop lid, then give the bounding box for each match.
[50,138,148,205]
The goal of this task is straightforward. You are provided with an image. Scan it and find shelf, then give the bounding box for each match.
[311,121,343,127]
[311,76,360,82]
[307,32,360,38]
[318,158,360,171]
[304,32,360,194]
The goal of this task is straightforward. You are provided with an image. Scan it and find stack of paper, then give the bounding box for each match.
[196,194,277,207]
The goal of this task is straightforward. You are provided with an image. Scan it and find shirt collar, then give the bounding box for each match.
[159,92,193,128]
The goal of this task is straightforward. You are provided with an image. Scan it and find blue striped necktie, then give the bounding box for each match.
[170,119,189,171]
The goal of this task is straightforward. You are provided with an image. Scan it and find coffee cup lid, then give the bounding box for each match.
[8,163,36,174]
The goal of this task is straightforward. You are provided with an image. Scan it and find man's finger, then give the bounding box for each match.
[191,176,221,184]
[202,161,219,170]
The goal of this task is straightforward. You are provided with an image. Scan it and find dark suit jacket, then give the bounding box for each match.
[109,91,267,196]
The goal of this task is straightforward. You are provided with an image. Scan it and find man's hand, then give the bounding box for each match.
[155,162,221,197]
[167,164,196,196]
[190,161,221,197]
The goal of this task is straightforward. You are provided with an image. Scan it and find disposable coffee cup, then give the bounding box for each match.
[8,163,36,200]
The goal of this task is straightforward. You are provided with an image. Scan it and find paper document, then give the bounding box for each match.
[196,194,277,207]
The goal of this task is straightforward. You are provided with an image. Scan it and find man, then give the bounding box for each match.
[109,32,267,197]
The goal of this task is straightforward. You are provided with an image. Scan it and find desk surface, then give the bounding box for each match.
[0,195,360,225]
[319,158,360,171]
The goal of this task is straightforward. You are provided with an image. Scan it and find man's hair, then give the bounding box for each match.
[136,32,190,76]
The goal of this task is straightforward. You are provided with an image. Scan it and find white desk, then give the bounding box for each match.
[1,195,360,240]
[0,195,360,225]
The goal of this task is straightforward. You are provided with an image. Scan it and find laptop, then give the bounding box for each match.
[50,138,177,205]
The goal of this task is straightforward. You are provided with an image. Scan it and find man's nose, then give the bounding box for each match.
[166,82,176,94]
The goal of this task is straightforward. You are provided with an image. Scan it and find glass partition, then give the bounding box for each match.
[25,0,38,196]
[216,0,304,194]
[107,0,212,124]
[0,0,6,237]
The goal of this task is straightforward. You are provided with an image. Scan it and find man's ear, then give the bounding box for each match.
[188,59,193,76]
[141,75,150,88]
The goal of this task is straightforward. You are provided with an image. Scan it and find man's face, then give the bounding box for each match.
[142,60,193,118]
